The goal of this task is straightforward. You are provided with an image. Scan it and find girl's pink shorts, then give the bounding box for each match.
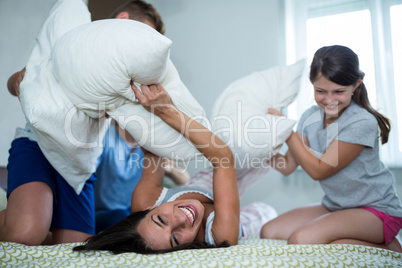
[362,207,402,245]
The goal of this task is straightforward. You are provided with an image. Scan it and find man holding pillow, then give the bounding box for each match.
[1,0,183,246]
[90,0,190,234]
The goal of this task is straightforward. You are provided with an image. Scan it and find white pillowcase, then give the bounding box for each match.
[20,0,206,194]
[51,19,172,117]
[211,59,307,167]
[108,59,206,161]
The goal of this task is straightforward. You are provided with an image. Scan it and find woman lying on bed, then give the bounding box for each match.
[74,83,239,254]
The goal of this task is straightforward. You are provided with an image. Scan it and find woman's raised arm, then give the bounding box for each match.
[132,83,240,245]
[131,149,165,212]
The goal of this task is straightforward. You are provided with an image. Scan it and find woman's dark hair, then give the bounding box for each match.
[73,209,230,254]
[110,0,166,35]
[310,45,391,144]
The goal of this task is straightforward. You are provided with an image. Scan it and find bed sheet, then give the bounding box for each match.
[1,189,401,267]
[1,238,401,267]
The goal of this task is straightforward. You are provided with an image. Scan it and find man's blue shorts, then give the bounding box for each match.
[7,138,97,235]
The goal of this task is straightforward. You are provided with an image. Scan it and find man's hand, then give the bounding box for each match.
[7,67,26,98]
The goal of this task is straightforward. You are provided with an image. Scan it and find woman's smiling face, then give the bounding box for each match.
[136,199,205,250]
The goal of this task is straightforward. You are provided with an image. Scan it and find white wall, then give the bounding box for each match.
[0,0,285,166]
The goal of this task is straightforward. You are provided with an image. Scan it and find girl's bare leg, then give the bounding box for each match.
[288,208,384,245]
[260,203,329,240]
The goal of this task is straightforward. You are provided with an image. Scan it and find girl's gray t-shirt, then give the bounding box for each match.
[297,101,402,217]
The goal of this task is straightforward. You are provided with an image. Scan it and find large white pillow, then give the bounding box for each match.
[51,19,172,117]
[20,0,100,195]
[211,59,307,168]
[108,59,206,161]
[52,18,205,162]
[20,0,206,194]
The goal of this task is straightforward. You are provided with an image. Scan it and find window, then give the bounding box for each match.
[306,10,377,107]
[391,4,402,151]
[285,0,402,167]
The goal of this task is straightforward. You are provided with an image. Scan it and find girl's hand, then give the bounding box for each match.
[131,82,175,116]
[268,108,283,116]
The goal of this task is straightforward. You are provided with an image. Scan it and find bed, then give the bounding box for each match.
[1,190,401,267]
[0,238,401,267]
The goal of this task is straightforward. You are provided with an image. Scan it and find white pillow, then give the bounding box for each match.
[20,0,206,194]
[211,59,307,168]
[108,60,206,161]
[20,0,99,195]
[51,19,172,117]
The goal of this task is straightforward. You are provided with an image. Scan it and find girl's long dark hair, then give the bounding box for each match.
[73,209,229,255]
[310,45,391,144]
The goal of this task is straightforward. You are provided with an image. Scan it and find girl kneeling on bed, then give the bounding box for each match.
[74,83,240,254]
[261,45,402,252]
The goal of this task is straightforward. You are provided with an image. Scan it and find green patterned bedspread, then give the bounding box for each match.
[1,238,401,267]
